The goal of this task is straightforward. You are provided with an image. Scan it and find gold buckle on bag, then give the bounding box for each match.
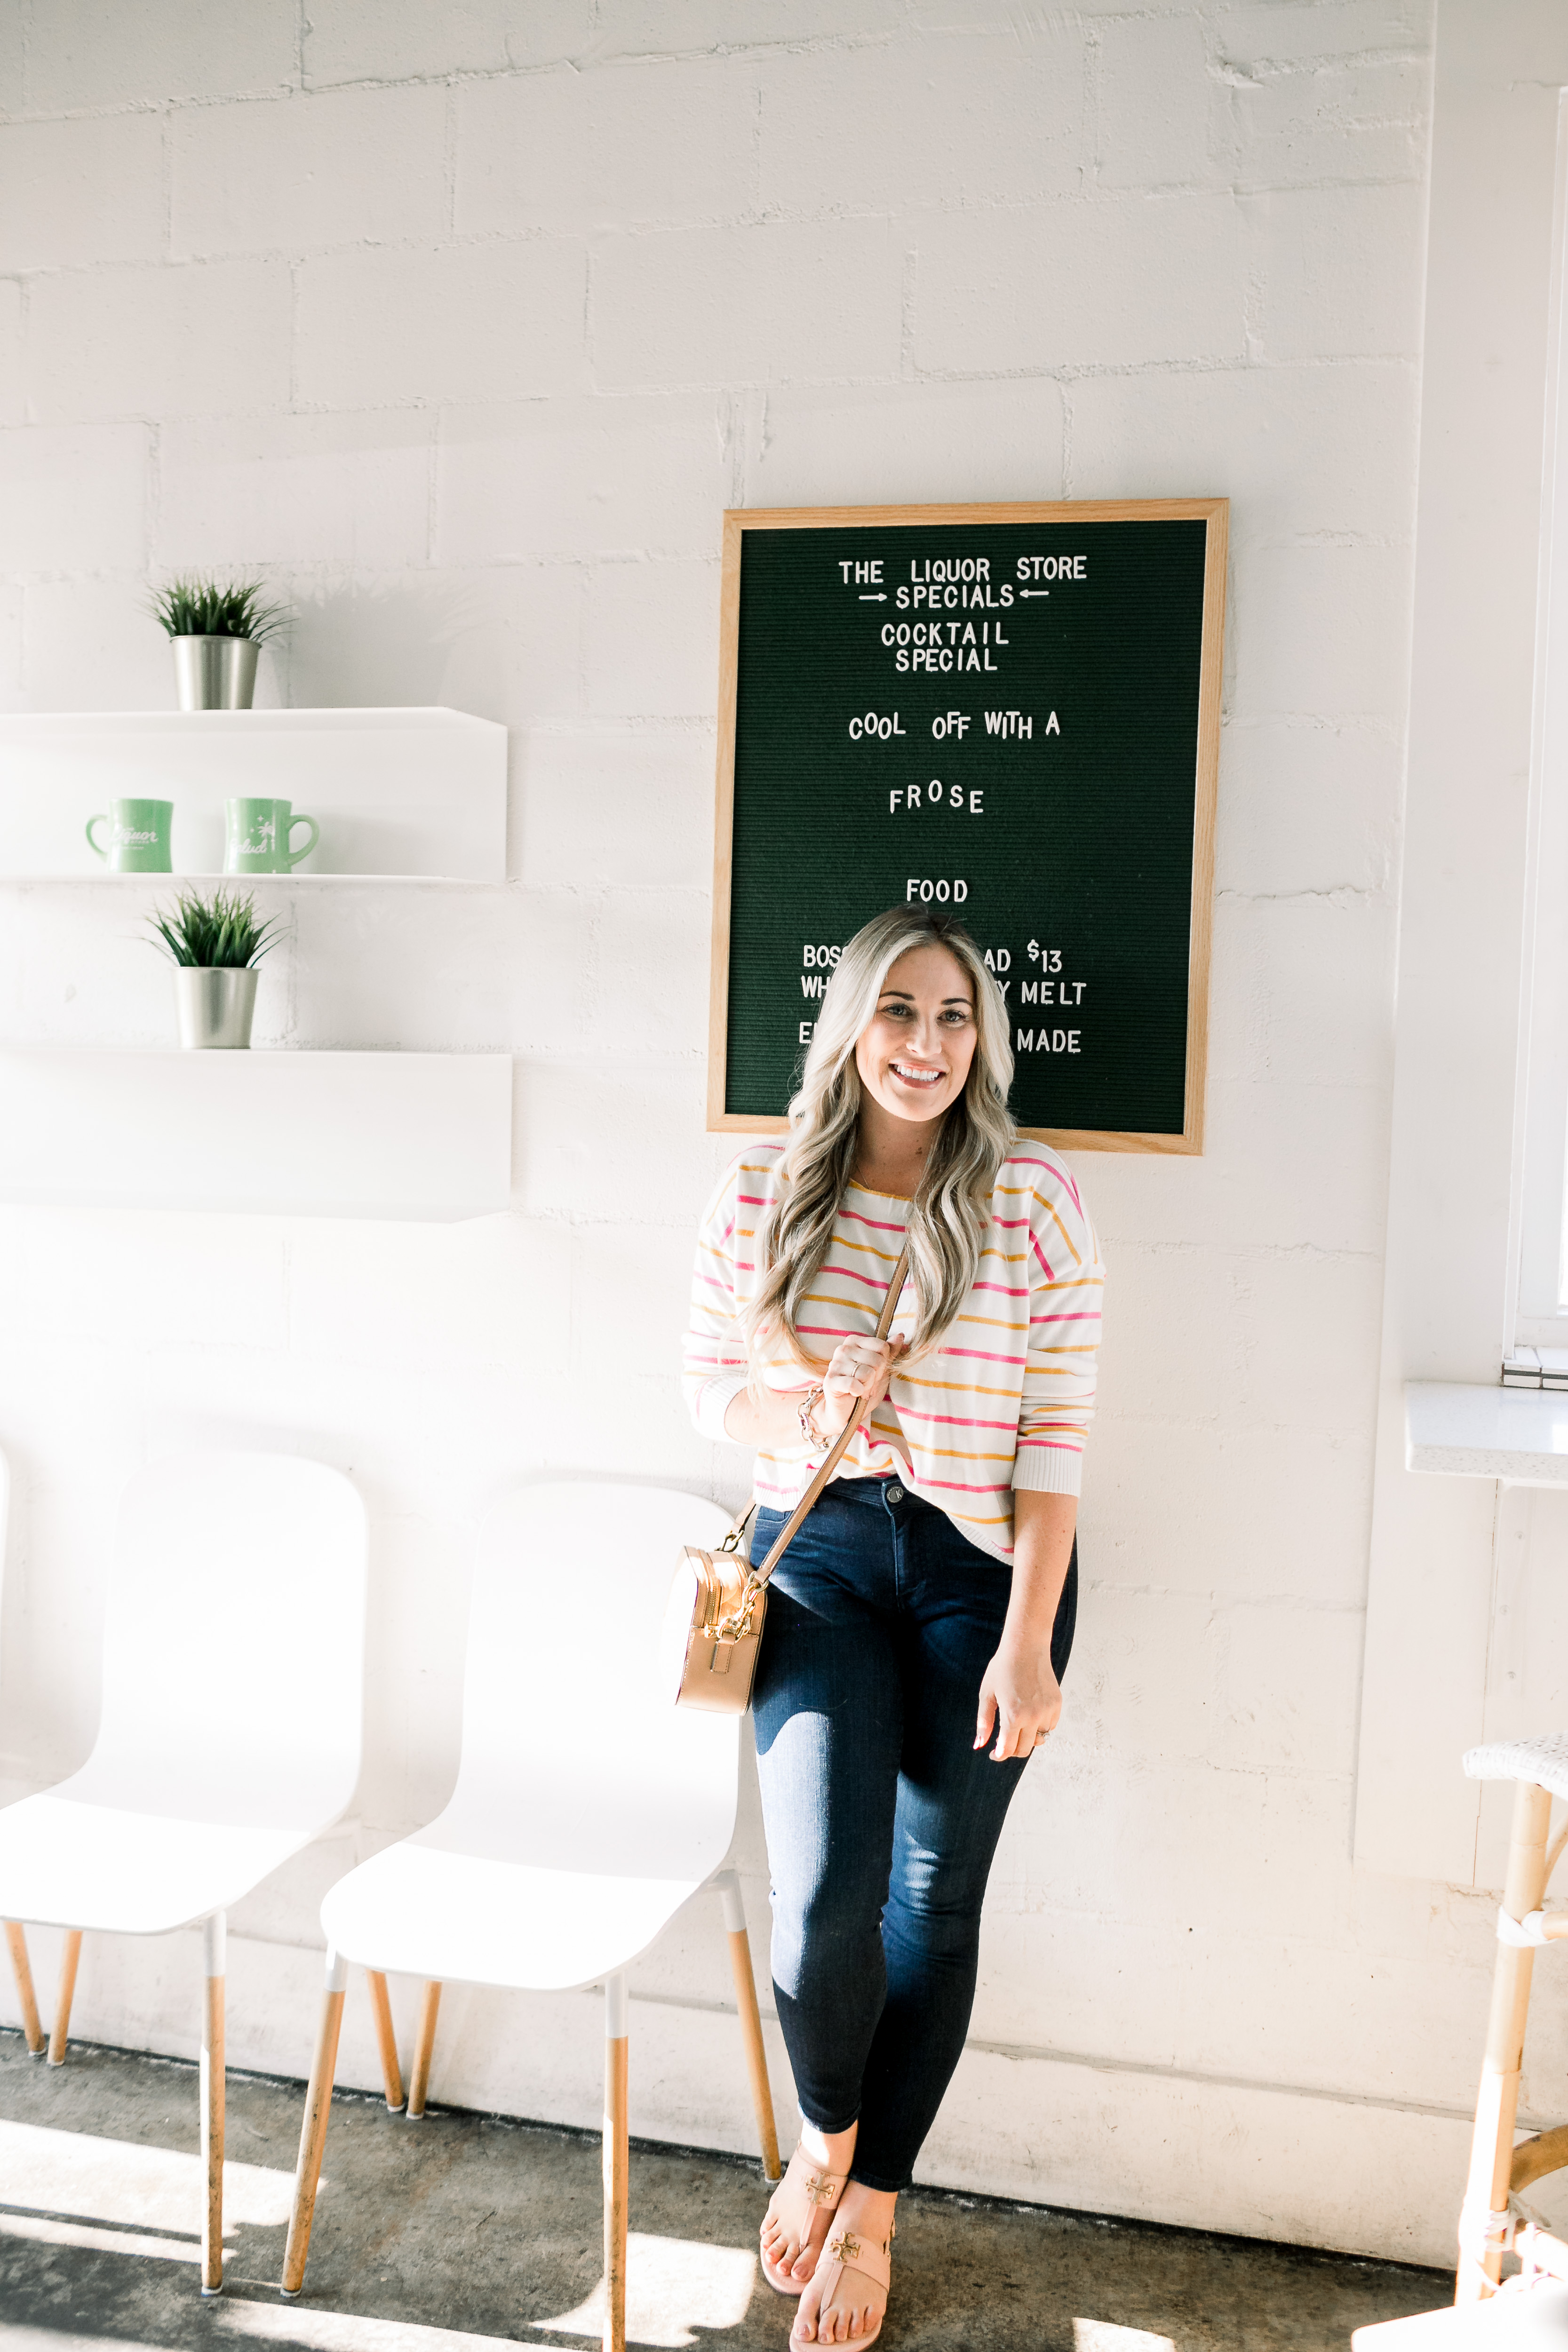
[712,1576,761,1645]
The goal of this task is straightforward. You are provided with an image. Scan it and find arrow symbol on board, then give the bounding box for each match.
[859,593,887,601]
[1019,589,1051,599]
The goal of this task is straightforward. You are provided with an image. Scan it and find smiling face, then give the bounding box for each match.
[853,942,979,1127]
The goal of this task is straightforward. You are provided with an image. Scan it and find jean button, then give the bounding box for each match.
[886,1484,905,1506]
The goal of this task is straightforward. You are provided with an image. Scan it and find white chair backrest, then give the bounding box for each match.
[0,1445,9,1726]
[424,1481,740,1881]
[75,1452,366,1831]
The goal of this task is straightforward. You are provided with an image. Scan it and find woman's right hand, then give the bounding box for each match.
[820,1333,907,1439]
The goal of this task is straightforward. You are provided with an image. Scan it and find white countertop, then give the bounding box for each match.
[1405,1381,1568,1484]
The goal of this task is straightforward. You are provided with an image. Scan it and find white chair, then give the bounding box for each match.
[0,1445,45,2057]
[0,1451,367,2296]
[281,1480,780,2352]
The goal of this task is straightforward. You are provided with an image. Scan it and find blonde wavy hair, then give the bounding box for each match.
[741,906,1015,1371]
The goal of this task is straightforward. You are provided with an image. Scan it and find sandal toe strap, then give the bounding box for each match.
[765,2146,847,2251]
[819,2228,893,2306]
[785,2147,847,2211]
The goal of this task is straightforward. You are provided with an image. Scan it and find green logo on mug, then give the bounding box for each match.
[86,799,174,873]
[224,797,319,874]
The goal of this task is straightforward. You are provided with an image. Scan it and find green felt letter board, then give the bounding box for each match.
[708,501,1226,1152]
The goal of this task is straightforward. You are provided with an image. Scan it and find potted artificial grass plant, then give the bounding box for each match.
[149,576,290,710]
[149,889,280,1049]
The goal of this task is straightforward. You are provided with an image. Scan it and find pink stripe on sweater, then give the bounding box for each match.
[840,1205,911,1235]
[916,1473,1017,1495]
[897,1407,1018,1431]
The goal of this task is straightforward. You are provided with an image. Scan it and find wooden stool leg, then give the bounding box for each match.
[5,1923,44,2055]
[604,1973,629,2352]
[714,1871,780,2181]
[281,1948,348,2298]
[366,1970,405,2112]
[201,1913,226,2297]
[407,1981,441,2119]
[47,1929,82,2067]
[1457,1779,1553,2301]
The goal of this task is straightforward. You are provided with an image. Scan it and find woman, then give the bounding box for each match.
[683,907,1102,2348]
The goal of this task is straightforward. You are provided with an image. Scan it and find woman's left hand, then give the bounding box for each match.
[974,1636,1062,1762]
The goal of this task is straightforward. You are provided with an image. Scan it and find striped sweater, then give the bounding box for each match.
[682,1140,1103,1564]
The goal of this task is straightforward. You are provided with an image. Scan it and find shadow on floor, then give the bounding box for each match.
[0,2029,1447,2351]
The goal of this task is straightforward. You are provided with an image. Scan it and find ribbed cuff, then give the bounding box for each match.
[694,1372,750,1443]
[1011,1447,1083,1498]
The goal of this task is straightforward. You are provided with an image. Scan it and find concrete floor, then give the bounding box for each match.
[0,2030,1450,2351]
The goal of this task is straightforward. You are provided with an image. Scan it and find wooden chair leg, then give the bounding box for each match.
[365,1970,405,2112]
[200,1913,226,2297]
[281,1949,348,2298]
[407,1980,441,2120]
[714,1871,780,2181]
[604,1973,629,2352]
[4,1923,44,2056]
[47,1929,82,2067]
[1457,1779,1553,2301]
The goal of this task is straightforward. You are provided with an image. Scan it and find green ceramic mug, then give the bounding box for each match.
[224,796,319,875]
[86,798,173,873]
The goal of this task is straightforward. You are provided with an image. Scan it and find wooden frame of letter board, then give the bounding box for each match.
[708,498,1227,1153]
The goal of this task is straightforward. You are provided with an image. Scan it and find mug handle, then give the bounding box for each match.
[85,814,110,861]
[284,812,319,869]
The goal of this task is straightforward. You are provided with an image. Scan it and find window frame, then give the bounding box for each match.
[1507,92,1568,1355]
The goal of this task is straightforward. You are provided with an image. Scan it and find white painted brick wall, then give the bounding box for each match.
[0,111,165,273]
[0,0,1501,2271]
[170,84,451,259]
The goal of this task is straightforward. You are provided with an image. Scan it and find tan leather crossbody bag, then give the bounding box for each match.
[663,1247,910,1713]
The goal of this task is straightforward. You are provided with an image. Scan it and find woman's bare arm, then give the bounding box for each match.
[722,1333,907,1449]
[975,1489,1077,1761]
[722,1383,812,1448]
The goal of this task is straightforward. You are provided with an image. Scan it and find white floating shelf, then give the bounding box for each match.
[1405,1380,1568,1486]
[0,1050,513,1221]
[0,707,507,883]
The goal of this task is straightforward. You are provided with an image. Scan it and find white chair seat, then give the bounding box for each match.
[318,1483,743,1992]
[0,1790,313,1938]
[1354,2280,1568,2341]
[322,1843,707,1992]
[1465,1736,1568,1799]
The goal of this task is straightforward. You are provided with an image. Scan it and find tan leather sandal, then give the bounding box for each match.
[760,2146,848,2295]
[794,2220,893,2346]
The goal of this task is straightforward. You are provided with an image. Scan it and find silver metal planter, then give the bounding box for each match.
[172,635,260,711]
[175,966,258,1049]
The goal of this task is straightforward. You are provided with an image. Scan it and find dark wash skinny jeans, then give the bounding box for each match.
[750,1473,1077,2193]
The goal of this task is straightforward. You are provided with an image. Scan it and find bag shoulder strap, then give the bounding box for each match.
[745,1244,910,1594]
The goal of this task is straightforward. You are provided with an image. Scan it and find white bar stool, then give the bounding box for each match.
[1454,1737,1568,2305]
